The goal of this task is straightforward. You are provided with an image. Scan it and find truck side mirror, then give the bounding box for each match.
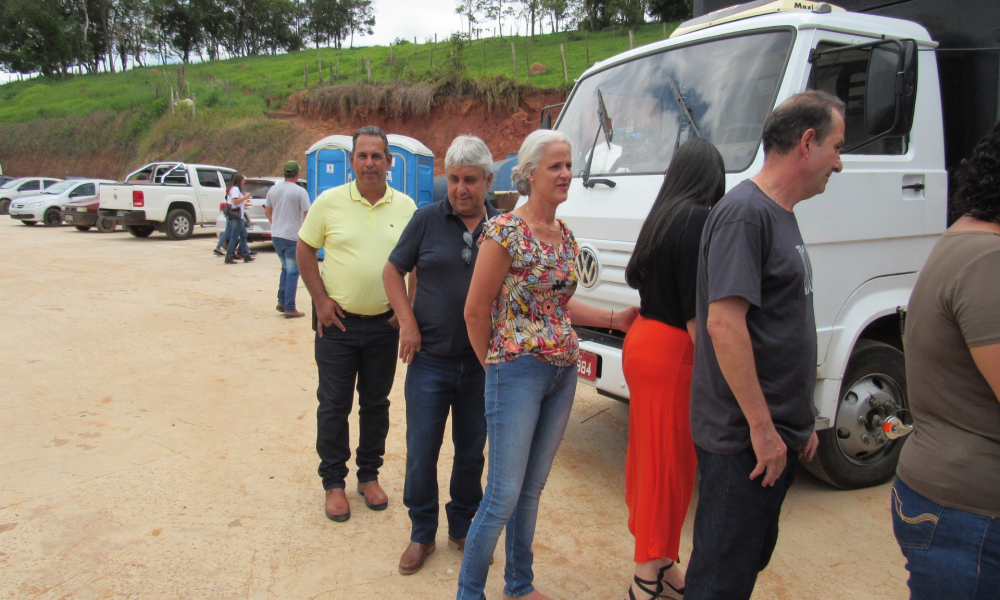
[865,39,917,137]
[540,112,552,129]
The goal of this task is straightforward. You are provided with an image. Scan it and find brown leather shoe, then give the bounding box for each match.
[284,309,305,319]
[324,488,350,522]
[357,480,389,511]
[398,541,435,575]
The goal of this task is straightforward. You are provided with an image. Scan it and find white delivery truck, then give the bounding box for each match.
[545,0,999,488]
[99,162,237,239]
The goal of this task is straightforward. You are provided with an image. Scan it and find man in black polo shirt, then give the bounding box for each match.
[383,135,499,575]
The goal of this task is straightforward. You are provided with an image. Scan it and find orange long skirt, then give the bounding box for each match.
[622,314,697,563]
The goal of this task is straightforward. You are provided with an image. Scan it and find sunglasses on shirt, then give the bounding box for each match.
[462,231,474,265]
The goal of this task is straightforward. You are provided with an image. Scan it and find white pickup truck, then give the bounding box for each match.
[544,0,998,488]
[99,162,236,239]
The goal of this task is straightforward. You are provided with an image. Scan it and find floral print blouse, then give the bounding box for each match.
[479,213,580,366]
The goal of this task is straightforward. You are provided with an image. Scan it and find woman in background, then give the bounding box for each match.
[621,139,726,600]
[224,173,254,264]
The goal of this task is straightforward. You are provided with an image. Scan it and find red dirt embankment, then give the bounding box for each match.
[282,88,566,174]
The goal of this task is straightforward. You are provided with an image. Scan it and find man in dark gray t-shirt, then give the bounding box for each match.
[685,91,845,600]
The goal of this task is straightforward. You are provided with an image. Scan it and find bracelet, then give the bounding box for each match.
[609,310,614,329]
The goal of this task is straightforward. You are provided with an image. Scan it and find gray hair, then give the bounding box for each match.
[444,135,494,177]
[510,129,572,196]
[352,125,390,156]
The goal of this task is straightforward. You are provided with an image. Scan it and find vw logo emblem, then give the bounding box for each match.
[577,247,600,288]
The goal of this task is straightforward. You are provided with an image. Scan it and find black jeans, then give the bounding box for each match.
[314,313,399,490]
[685,445,797,600]
[403,351,487,544]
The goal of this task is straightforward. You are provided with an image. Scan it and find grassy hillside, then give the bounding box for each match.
[0,21,678,177]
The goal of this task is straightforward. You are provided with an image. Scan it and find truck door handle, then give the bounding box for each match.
[902,183,924,191]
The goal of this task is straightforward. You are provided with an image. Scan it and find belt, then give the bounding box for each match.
[342,310,393,320]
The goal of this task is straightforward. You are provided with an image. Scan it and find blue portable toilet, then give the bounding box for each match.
[387,134,435,208]
[305,134,354,202]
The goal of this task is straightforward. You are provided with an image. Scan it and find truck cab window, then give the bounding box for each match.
[809,42,908,155]
[197,170,222,188]
[72,183,96,197]
[556,30,793,175]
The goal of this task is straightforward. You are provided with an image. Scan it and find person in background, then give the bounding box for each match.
[224,173,254,264]
[459,129,638,600]
[297,126,416,523]
[620,139,726,600]
[892,120,1000,599]
[383,135,499,576]
[685,90,844,600]
[264,161,311,319]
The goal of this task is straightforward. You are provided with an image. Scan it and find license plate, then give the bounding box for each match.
[64,215,73,221]
[577,351,598,382]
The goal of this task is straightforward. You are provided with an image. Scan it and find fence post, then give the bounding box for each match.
[336,56,340,79]
[511,42,517,84]
[266,89,272,109]
[226,79,231,108]
[177,65,184,95]
[629,29,635,49]
[560,44,568,83]
[318,51,323,84]
[191,91,196,118]
[414,36,417,54]
[170,87,175,114]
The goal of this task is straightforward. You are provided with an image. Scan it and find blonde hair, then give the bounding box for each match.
[510,129,572,196]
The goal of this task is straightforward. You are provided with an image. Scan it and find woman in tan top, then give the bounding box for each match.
[893,120,1000,600]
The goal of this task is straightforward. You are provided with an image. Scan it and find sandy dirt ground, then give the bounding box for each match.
[0,220,910,600]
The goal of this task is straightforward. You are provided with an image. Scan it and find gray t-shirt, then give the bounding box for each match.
[690,180,817,454]
[264,181,311,241]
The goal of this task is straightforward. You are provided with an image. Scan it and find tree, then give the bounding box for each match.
[159,0,204,63]
[648,0,692,22]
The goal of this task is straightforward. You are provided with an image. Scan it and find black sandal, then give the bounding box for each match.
[625,574,661,600]
[658,561,684,600]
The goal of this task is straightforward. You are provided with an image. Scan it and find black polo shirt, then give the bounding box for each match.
[388,199,500,358]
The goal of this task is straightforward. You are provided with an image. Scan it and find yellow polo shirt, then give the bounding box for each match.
[298,181,416,315]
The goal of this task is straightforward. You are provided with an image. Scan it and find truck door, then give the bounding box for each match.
[196,169,225,223]
[794,30,945,366]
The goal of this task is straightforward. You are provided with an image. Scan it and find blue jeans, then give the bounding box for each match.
[456,355,577,600]
[892,477,1000,599]
[404,351,487,544]
[216,218,233,250]
[272,237,299,310]
[314,313,399,489]
[685,445,797,600]
[226,216,249,257]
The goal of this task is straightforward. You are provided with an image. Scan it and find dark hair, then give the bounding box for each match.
[227,173,245,197]
[625,138,726,291]
[762,90,846,155]
[951,119,1000,224]
[352,125,390,156]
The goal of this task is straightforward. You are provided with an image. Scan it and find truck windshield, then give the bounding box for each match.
[41,181,75,194]
[557,30,793,175]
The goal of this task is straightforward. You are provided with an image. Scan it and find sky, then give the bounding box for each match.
[0,0,522,84]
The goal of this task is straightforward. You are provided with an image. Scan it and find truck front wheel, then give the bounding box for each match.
[165,209,194,240]
[126,225,155,238]
[44,209,62,227]
[803,339,910,489]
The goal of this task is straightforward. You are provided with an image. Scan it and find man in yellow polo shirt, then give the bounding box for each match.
[297,126,417,523]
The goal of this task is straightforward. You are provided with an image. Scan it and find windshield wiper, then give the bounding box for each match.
[667,75,702,147]
[580,89,617,189]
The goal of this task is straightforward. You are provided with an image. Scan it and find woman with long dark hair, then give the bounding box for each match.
[620,138,726,600]
[225,173,254,264]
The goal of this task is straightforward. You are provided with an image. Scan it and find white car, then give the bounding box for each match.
[0,177,62,216]
[9,179,115,227]
[215,177,307,243]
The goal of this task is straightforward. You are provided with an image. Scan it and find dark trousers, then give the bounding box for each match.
[314,313,398,490]
[685,445,797,600]
[403,351,487,544]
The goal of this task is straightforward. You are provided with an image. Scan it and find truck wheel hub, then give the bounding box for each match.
[834,375,902,463]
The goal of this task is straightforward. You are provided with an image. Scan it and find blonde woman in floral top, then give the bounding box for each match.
[458,130,638,600]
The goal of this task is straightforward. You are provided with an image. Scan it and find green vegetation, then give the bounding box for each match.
[0,21,678,123]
